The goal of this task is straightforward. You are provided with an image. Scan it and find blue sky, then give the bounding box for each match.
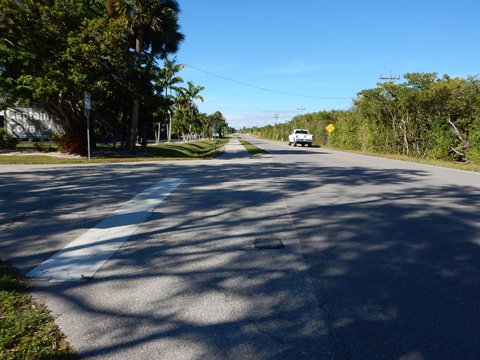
[175,0,480,129]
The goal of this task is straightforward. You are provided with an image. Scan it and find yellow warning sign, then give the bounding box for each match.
[325,123,335,133]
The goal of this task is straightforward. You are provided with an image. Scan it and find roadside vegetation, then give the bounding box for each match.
[0,1,233,155]
[239,139,269,156]
[244,73,480,168]
[0,259,77,360]
[0,129,19,150]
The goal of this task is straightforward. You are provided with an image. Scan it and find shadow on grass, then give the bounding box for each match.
[0,140,229,164]
[0,259,78,359]
[145,139,228,158]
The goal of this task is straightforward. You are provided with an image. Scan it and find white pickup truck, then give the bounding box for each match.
[288,129,313,147]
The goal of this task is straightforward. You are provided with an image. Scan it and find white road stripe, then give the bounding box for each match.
[27,178,186,282]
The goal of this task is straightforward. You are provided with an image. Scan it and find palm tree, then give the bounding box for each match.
[209,111,227,138]
[172,81,204,141]
[185,81,205,111]
[106,0,184,152]
[156,58,184,142]
[184,81,204,140]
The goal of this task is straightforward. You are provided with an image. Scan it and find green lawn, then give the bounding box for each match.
[239,139,269,156]
[0,260,77,360]
[0,139,229,165]
[147,139,228,158]
[322,146,480,173]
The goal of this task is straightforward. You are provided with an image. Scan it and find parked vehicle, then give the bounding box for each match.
[288,129,313,147]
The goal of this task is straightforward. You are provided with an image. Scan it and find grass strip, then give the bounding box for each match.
[0,139,229,165]
[239,139,269,156]
[147,139,228,158]
[0,259,77,360]
[323,146,480,173]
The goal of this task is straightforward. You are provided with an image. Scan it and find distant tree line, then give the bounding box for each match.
[0,0,230,153]
[246,73,480,163]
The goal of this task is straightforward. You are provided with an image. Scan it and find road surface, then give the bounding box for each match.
[1,135,479,359]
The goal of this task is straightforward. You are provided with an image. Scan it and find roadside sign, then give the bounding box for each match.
[5,107,65,138]
[84,91,92,110]
[326,123,335,133]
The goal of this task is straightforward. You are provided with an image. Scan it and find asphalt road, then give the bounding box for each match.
[1,135,479,359]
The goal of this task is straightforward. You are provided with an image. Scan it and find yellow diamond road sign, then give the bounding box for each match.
[326,123,335,133]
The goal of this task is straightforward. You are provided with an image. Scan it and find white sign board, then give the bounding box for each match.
[5,107,65,138]
[84,91,92,110]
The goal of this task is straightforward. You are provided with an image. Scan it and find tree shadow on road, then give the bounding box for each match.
[1,160,479,359]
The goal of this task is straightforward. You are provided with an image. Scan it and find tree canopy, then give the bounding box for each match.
[0,0,229,153]
[246,73,480,163]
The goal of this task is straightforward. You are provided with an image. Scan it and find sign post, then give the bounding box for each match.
[212,119,219,153]
[84,91,92,160]
[325,123,335,146]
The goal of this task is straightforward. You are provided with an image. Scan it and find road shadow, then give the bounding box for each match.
[0,160,479,359]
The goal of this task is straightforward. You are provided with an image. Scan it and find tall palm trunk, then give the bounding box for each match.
[130,27,144,153]
[130,98,140,152]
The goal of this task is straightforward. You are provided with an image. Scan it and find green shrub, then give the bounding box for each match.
[0,259,77,359]
[425,126,454,160]
[33,141,57,153]
[0,129,20,150]
[50,133,87,155]
[467,118,480,163]
[330,112,362,150]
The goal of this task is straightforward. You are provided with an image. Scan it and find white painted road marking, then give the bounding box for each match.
[27,178,186,282]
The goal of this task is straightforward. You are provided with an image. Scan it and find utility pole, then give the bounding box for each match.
[297,106,306,113]
[379,71,401,82]
[274,113,279,125]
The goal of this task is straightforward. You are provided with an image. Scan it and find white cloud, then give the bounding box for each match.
[223,113,264,129]
[224,111,298,130]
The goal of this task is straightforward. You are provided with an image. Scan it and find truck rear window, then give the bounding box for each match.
[296,130,308,134]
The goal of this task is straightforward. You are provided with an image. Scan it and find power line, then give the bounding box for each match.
[182,63,350,100]
[263,109,301,113]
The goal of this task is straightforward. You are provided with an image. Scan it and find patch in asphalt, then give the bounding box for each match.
[254,238,286,249]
